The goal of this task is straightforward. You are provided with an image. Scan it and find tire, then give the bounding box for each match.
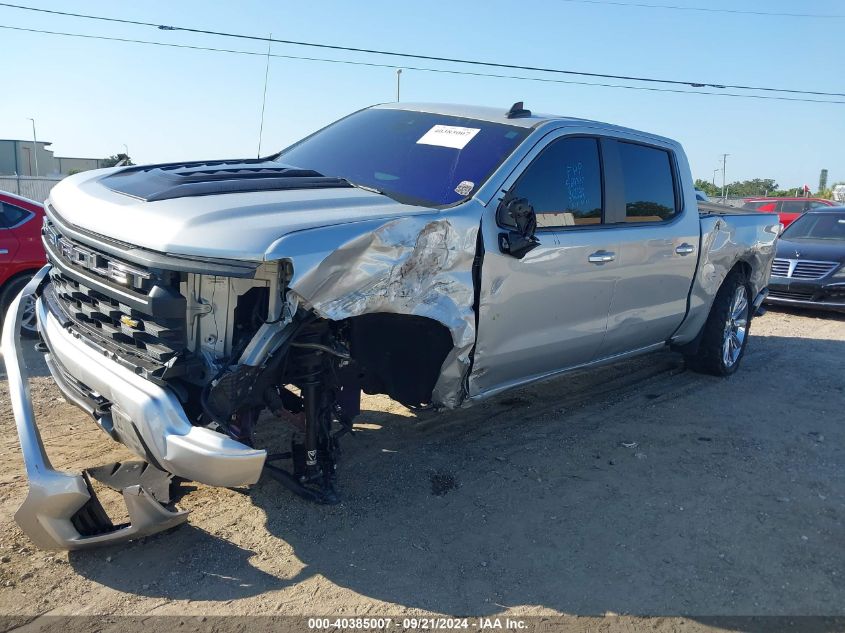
[684,268,752,376]
[0,274,38,339]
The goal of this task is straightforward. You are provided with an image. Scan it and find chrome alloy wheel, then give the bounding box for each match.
[723,285,749,368]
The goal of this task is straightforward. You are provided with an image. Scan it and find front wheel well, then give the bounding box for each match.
[733,260,752,283]
[344,313,453,408]
[1,268,41,291]
[672,260,752,356]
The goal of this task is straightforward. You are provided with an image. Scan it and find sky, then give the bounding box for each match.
[1,0,843,190]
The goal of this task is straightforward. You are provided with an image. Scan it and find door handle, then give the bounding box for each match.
[675,243,696,256]
[0,249,8,255]
[588,250,615,264]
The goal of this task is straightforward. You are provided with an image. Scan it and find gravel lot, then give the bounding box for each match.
[0,307,843,629]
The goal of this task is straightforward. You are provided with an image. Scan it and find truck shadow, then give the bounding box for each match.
[68,334,845,621]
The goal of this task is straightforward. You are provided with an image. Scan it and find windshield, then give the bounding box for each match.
[782,213,845,241]
[276,108,531,207]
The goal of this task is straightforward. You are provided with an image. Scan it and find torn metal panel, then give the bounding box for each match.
[671,212,779,345]
[272,212,481,408]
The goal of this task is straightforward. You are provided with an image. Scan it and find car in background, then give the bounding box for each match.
[742,197,837,228]
[0,192,46,336]
[765,207,845,313]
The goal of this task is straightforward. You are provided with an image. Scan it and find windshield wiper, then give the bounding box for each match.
[341,179,385,196]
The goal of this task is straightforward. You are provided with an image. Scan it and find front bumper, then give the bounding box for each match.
[765,278,845,313]
[1,266,266,550]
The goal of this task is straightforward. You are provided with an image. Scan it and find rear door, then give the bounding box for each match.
[594,139,700,358]
[470,132,618,397]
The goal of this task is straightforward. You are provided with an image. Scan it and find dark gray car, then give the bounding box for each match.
[766,208,845,312]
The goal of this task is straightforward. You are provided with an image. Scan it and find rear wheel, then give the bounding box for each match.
[685,269,751,376]
[0,275,38,338]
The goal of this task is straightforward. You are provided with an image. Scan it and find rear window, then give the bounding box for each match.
[743,200,777,212]
[0,202,31,228]
[618,142,677,222]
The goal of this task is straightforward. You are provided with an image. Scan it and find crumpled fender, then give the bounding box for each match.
[265,212,480,408]
[672,213,778,345]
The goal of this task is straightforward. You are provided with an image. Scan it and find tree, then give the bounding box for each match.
[697,177,782,198]
[102,153,134,168]
[724,179,779,197]
[694,179,720,198]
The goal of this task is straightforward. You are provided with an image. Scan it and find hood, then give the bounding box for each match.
[47,160,432,261]
[776,238,845,264]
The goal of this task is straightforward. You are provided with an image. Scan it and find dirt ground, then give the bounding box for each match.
[0,306,843,629]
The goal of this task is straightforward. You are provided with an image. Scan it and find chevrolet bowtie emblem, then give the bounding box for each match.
[120,315,140,329]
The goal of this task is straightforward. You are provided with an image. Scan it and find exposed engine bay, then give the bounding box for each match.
[162,266,452,503]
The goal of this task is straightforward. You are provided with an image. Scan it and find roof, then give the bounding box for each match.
[0,190,42,208]
[0,139,53,145]
[374,102,678,145]
[375,101,564,128]
[744,197,834,202]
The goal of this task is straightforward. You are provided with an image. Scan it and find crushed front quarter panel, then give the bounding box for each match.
[266,208,482,408]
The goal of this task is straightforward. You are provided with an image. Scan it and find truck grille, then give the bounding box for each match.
[768,289,816,301]
[771,258,838,279]
[42,217,188,380]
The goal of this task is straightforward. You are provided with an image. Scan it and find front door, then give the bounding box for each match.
[470,134,618,398]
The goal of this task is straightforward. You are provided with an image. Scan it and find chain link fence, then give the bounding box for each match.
[0,175,63,203]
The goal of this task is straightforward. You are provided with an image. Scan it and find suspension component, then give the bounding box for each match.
[264,321,340,504]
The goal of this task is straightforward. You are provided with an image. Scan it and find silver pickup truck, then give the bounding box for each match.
[2,102,779,550]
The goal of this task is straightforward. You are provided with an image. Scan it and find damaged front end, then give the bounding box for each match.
[4,208,478,548]
[1,269,188,550]
[202,212,479,503]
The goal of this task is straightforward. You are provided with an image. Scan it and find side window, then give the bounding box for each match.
[808,201,828,209]
[618,142,678,222]
[780,200,807,213]
[509,137,603,228]
[0,203,31,229]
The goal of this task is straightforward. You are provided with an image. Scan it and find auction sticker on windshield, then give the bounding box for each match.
[417,125,480,149]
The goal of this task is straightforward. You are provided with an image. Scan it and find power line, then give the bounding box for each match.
[558,0,845,19]
[3,24,844,105]
[0,2,842,98]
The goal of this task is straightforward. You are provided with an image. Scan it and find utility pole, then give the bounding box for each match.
[720,153,730,202]
[396,68,402,102]
[27,118,38,177]
[712,168,719,187]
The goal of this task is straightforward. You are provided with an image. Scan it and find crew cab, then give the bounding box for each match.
[1,102,779,550]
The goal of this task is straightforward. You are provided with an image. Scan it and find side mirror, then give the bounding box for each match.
[497,195,539,259]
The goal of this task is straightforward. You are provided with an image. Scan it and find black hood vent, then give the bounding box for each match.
[102,158,352,202]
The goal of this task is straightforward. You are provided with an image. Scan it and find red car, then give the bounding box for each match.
[0,192,46,336]
[742,197,837,228]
